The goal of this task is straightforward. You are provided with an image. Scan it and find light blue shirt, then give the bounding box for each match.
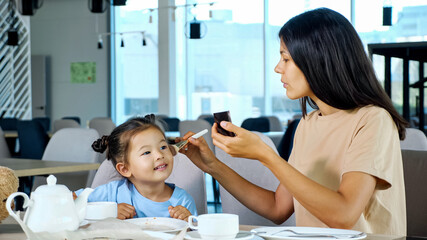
[76,179,197,218]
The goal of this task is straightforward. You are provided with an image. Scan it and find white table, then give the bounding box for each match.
[0,221,407,240]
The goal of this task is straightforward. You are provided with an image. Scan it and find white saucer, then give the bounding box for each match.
[185,231,258,240]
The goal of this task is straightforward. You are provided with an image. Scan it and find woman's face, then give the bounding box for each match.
[274,41,314,100]
[125,127,173,184]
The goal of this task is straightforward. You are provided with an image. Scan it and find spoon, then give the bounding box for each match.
[250,229,366,239]
[172,129,208,152]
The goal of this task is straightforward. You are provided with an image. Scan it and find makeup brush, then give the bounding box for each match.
[172,129,208,152]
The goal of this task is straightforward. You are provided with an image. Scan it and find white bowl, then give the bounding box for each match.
[85,201,117,220]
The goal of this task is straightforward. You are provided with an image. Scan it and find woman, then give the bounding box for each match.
[182,8,407,235]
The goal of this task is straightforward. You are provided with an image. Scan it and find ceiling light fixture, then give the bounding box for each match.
[142,32,147,46]
[97,34,103,49]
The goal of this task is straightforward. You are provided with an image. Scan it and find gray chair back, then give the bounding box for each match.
[215,131,295,226]
[197,114,215,125]
[402,150,427,237]
[179,120,214,152]
[33,128,100,191]
[266,116,283,131]
[89,117,116,137]
[53,119,80,133]
[91,153,208,215]
[400,128,427,150]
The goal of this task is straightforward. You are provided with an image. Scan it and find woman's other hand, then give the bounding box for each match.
[117,203,136,220]
[168,205,191,221]
[212,121,266,160]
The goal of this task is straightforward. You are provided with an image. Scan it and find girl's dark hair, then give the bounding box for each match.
[91,114,165,166]
[278,8,408,140]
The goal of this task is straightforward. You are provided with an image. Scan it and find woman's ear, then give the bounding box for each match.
[116,162,131,178]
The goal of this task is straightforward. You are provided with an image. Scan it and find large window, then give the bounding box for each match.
[112,1,427,126]
[113,0,159,125]
[173,0,351,126]
[175,0,264,125]
[355,0,427,122]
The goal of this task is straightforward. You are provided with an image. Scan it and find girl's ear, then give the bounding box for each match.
[116,162,131,178]
[168,145,177,156]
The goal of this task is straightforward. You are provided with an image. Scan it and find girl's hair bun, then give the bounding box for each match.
[92,135,109,153]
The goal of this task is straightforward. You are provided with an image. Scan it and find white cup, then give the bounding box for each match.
[188,213,239,240]
[85,201,118,221]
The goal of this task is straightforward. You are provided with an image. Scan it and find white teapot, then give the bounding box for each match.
[6,175,93,233]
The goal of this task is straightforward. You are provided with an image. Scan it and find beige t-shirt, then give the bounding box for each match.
[288,105,406,235]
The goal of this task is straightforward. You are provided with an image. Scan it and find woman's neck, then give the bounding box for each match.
[132,180,173,202]
[311,96,340,116]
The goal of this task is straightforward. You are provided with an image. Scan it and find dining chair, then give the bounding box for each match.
[53,119,80,133]
[32,128,100,191]
[0,127,11,158]
[197,114,215,126]
[400,128,427,151]
[401,149,427,237]
[179,119,217,210]
[89,117,116,136]
[179,119,214,152]
[0,117,18,155]
[62,116,81,125]
[91,153,208,215]
[33,117,51,132]
[215,131,295,226]
[15,120,50,210]
[241,117,270,133]
[89,117,116,162]
[161,117,181,131]
[0,117,18,131]
[266,116,283,131]
[277,118,300,161]
[16,120,49,160]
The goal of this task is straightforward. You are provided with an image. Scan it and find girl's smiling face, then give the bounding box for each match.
[122,127,173,185]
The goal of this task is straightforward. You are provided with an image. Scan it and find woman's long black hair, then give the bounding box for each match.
[279,8,408,140]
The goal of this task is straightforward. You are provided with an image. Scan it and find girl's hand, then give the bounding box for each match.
[168,205,191,221]
[212,121,266,160]
[117,203,136,220]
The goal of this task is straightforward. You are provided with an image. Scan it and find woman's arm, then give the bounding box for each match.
[263,149,376,228]
[216,121,377,229]
[211,159,294,224]
[183,131,294,224]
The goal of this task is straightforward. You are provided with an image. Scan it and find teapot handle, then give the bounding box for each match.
[6,192,30,226]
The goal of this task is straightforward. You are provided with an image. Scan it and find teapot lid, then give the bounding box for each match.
[34,175,70,195]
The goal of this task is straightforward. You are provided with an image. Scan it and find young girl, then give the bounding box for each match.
[183,8,407,235]
[75,114,196,220]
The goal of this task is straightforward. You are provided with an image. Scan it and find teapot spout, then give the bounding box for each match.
[74,188,94,222]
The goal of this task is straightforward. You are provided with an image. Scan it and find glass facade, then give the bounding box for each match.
[113,1,427,126]
[112,1,427,211]
[113,0,159,125]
